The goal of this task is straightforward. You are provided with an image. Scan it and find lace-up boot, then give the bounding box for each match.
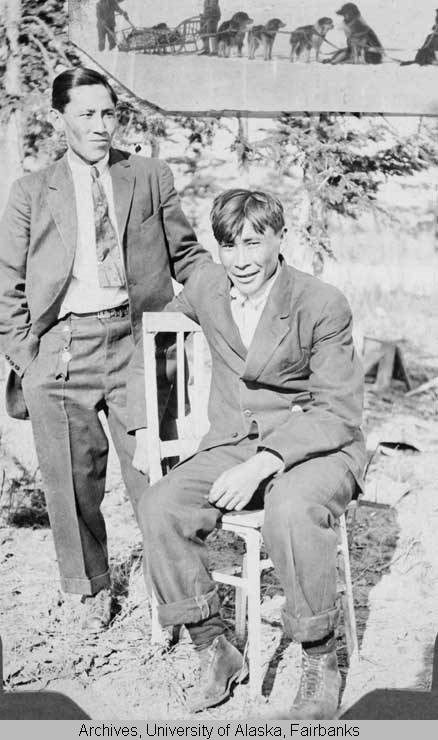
[189,635,248,713]
[290,648,341,719]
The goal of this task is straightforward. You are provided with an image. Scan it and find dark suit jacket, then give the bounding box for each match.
[127,260,367,485]
[0,148,210,419]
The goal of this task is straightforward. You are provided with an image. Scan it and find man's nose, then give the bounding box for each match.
[234,243,251,267]
[91,114,107,132]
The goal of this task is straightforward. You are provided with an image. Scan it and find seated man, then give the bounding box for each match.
[129,189,366,718]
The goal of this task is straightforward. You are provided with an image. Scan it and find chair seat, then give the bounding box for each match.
[221,509,265,529]
[221,498,358,531]
[221,503,358,528]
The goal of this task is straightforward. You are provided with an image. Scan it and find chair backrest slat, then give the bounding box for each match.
[142,326,162,483]
[176,331,185,421]
[142,312,207,485]
[192,331,204,438]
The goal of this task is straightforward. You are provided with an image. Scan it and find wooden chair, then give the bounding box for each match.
[142,312,358,698]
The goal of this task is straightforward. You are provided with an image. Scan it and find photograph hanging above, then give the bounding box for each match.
[69,0,438,114]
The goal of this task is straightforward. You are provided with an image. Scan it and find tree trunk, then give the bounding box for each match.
[149,135,160,158]
[0,0,23,210]
[236,113,250,184]
[0,0,22,382]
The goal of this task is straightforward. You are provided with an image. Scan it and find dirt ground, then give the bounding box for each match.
[1,358,438,719]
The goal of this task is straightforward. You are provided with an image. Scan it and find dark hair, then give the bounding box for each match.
[210,189,285,244]
[52,67,118,112]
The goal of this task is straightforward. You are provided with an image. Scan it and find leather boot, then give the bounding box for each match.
[81,587,112,632]
[289,648,341,720]
[189,634,248,713]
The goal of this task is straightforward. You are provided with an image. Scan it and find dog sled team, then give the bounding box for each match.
[97,2,438,67]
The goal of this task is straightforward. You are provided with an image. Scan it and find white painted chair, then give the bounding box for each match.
[142,312,358,699]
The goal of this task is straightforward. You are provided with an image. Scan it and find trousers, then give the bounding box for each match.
[21,311,149,595]
[97,19,116,51]
[201,17,219,53]
[138,437,355,643]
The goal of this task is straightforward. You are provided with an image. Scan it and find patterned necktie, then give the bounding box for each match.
[90,165,125,288]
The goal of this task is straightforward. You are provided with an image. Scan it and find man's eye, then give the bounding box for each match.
[221,243,235,250]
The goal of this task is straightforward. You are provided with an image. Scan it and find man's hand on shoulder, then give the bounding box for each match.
[208,451,283,511]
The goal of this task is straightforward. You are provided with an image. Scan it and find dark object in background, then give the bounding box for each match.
[289,17,334,63]
[401,9,438,65]
[341,632,438,719]
[248,19,286,61]
[200,0,221,55]
[362,337,412,392]
[327,3,383,64]
[217,11,254,58]
[151,23,183,53]
[0,637,90,719]
[96,0,129,52]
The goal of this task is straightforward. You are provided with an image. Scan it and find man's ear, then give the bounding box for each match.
[48,108,64,133]
[280,226,288,240]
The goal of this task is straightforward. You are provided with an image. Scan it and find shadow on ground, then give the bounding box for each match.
[340,634,438,719]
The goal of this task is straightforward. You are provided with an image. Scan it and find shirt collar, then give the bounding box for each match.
[230,261,280,307]
[67,149,110,177]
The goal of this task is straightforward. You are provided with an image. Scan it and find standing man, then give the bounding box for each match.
[130,190,366,718]
[96,0,130,52]
[200,0,221,55]
[0,67,210,631]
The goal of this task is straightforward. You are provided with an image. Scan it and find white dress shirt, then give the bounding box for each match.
[229,264,280,349]
[58,150,128,317]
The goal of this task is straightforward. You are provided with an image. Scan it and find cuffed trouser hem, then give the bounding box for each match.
[60,570,111,596]
[282,604,340,643]
[157,589,220,628]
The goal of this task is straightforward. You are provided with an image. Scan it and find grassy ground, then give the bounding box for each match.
[0,423,400,719]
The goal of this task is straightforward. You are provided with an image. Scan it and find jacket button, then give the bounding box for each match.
[243,409,252,417]
[231,432,239,438]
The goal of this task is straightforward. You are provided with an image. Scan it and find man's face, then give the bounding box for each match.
[52,84,117,164]
[218,218,284,297]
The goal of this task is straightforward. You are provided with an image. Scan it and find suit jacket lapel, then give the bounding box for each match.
[242,263,292,382]
[46,155,77,261]
[109,149,135,240]
[213,273,248,371]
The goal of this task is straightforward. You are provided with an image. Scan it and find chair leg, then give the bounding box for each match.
[346,502,359,549]
[235,553,248,641]
[244,529,263,698]
[339,513,359,659]
[151,591,164,644]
